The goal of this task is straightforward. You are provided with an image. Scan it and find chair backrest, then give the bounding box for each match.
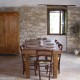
[55,39,59,44]
[57,43,63,60]
[56,42,63,74]
[36,49,53,62]
[58,43,63,51]
[20,45,23,51]
[20,45,25,62]
[55,39,63,51]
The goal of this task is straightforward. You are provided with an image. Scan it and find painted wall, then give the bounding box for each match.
[47,35,67,51]
[0,0,80,7]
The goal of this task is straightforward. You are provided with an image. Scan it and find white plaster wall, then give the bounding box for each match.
[0,0,80,7]
[47,35,67,51]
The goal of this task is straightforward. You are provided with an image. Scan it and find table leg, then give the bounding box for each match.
[25,55,30,78]
[53,51,58,78]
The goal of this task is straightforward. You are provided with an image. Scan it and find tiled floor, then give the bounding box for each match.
[0,53,80,80]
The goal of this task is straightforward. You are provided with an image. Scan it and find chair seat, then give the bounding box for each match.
[34,49,53,80]
[20,45,37,75]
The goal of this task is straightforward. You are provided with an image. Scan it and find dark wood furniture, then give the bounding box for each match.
[35,49,53,80]
[21,39,61,79]
[55,39,63,73]
[0,12,19,54]
[58,43,63,73]
[20,45,37,75]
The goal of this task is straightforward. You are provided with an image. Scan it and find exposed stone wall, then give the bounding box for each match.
[19,6,47,44]
[67,6,80,53]
[0,5,47,44]
[0,6,80,53]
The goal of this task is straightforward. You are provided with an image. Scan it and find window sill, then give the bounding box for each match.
[47,34,66,35]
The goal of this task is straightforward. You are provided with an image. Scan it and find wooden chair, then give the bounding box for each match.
[58,43,63,73]
[55,39,59,44]
[55,40,63,73]
[35,49,53,80]
[20,45,37,75]
[20,45,25,74]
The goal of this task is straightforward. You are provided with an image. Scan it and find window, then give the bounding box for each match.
[47,6,67,35]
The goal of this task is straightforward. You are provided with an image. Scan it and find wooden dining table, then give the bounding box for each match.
[21,39,61,79]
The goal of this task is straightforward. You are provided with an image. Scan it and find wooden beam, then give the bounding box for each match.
[38,4,76,6]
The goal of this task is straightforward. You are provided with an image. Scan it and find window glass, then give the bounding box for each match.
[47,8,67,35]
[50,11,60,34]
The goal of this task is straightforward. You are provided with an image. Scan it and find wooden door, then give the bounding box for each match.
[0,13,6,53]
[4,12,19,54]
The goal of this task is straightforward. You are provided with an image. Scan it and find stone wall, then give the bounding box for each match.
[0,6,80,53]
[0,5,47,44]
[67,6,80,53]
[19,6,47,44]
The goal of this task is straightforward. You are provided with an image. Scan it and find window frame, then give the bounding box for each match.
[47,7,67,35]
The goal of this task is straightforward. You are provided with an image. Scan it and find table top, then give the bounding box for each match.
[22,39,60,51]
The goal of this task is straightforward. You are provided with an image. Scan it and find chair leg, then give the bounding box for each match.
[49,70,50,80]
[58,65,60,74]
[38,63,41,80]
[50,64,52,75]
[49,64,51,80]
[45,65,48,74]
[23,67,24,74]
[58,61,60,74]
[58,54,61,74]
[34,61,37,76]
[22,54,25,75]
[34,66,37,76]
[23,62,25,75]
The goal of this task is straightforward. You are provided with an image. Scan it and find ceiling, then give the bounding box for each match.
[0,0,80,7]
